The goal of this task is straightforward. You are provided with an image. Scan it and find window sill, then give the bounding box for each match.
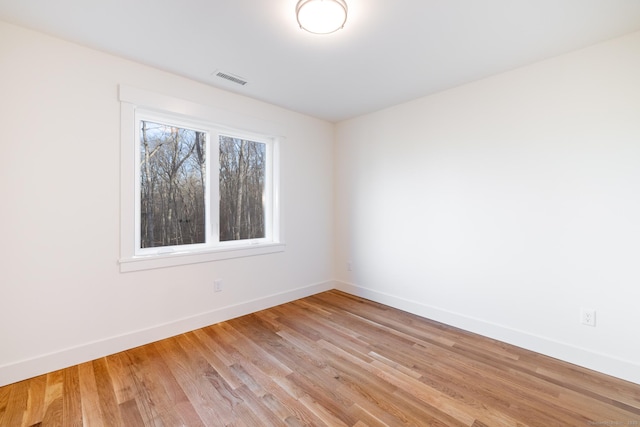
[119,243,285,273]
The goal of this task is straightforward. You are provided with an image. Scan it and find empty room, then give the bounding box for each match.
[1,0,639,425]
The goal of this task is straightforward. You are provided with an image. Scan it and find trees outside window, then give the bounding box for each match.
[140,121,206,249]
[136,116,274,255]
[219,136,266,242]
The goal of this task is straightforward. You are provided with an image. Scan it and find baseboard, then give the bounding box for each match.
[335,281,640,385]
[5,279,636,387]
[0,280,334,387]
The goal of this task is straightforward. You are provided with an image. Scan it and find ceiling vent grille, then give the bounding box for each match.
[214,70,248,86]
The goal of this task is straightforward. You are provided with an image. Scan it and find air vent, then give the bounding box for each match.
[213,70,248,86]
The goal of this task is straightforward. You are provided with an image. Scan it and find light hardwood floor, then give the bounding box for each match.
[1,290,639,426]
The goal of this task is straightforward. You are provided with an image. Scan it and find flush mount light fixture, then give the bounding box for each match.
[296,0,348,34]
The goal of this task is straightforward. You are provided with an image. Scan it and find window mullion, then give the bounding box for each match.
[210,131,221,245]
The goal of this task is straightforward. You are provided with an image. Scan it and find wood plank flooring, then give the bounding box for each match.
[1,290,639,426]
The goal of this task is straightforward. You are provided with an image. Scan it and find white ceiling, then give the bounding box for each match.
[2,0,640,122]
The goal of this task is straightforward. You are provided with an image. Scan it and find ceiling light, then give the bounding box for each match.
[296,0,348,34]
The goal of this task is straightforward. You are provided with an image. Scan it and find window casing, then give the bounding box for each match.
[119,86,283,272]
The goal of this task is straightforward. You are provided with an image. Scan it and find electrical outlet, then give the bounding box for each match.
[580,308,596,327]
[214,279,223,293]
[347,261,353,271]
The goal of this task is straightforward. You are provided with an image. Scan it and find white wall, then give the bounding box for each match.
[335,31,640,384]
[0,21,334,386]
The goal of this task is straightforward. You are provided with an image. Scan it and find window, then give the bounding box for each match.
[119,86,283,272]
[218,135,268,242]
[139,119,207,251]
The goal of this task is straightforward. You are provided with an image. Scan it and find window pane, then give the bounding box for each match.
[219,136,266,241]
[140,120,206,248]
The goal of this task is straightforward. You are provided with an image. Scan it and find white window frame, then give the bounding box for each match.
[119,86,284,272]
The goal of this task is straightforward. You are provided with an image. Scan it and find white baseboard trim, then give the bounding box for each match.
[335,281,640,385]
[0,280,334,387]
